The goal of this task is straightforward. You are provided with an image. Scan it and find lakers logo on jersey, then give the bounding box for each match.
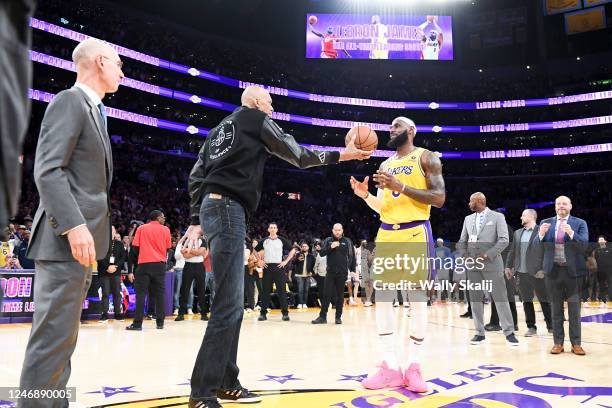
[380,148,430,224]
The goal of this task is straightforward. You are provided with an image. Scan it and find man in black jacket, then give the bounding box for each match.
[312,223,356,325]
[98,226,127,322]
[183,85,370,407]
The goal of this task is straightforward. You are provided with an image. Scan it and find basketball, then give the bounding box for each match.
[345,125,378,152]
[427,15,435,23]
[309,15,317,25]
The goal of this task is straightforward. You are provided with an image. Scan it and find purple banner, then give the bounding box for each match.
[30,18,612,111]
[27,50,612,134]
[27,88,612,160]
[306,14,453,60]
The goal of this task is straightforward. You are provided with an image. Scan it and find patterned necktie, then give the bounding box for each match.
[556,219,566,243]
[97,103,107,130]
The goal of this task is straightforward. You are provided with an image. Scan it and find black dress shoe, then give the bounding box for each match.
[126,324,142,331]
[258,314,267,321]
[514,325,519,331]
[484,323,502,331]
[175,315,185,321]
[460,312,472,318]
[311,316,327,324]
[282,314,290,321]
[188,398,222,408]
[201,314,209,321]
[335,318,342,324]
[156,323,164,329]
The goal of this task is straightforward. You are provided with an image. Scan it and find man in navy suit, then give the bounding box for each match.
[538,196,588,356]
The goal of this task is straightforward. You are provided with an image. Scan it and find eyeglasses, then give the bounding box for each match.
[101,55,123,69]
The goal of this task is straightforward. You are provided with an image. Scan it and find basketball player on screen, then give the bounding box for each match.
[310,24,351,59]
[350,117,446,392]
[418,16,444,60]
[370,15,389,60]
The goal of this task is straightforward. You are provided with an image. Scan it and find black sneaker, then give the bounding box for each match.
[258,314,267,321]
[99,315,109,323]
[470,335,486,345]
[201,314,209,321]
[217,387,262,403]
[188,398,222,408]
[460,312,472,318]
[115,314,125,322]
[126,324,142,331]
[175,314,185,321]
[156,322,164,329]
[484,323,502,331]
[335,318,342,325]
[311,316,327,324]
[282,314,290,321]
[145,314,153,320]
[506,333,519,347]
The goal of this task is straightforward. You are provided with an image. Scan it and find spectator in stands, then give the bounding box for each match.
[14,229,34,269]
[293,241,315,309]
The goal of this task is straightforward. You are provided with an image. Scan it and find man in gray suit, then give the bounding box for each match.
[19,39,123,408]
[506,209,552,336]
[457,192,519,346]
[0,0,36,230]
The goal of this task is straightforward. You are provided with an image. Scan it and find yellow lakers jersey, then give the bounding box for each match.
[0,241,14,268]
[379,147,431,224]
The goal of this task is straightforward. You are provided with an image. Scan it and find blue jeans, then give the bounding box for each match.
[173,268,194,310]
[296,276,310,305]
[205,271,216,306]
[191,194,246,400]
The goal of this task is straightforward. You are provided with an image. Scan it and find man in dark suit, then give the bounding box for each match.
[19,39,123,407]
[538,196,589,356]
[506,209,552,336]
[0,0,36,231]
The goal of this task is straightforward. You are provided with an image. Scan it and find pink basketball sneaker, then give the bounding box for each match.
[361,361,404,389]
[404,363,428,393]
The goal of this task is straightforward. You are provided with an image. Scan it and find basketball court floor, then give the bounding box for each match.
[1,302,611,407]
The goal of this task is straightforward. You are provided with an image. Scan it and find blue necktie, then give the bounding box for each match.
[97,103,107,130]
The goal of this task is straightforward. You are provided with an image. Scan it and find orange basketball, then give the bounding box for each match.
[309,15,317,25]
[345,126,378,152]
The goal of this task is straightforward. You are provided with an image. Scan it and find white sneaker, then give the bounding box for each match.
[187,308,194,315]
[349,298,357,306]
[297,304,303,309]
[364,301,372,307]
[393,300,399,307]
[254,305,261,311]
[173,308,178,316]
[302,304,308,309]
[246,308,254,313]
[403,303,410,308]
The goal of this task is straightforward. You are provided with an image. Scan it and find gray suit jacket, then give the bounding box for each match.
[457,209,509,273]
[0,0,36,226]
[27,87,113,261]
[506,226,543,275]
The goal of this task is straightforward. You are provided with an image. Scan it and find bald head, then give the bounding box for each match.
[72,38,116,67]
[332,223,344,239]
[555,195,572,218]
[241,86,274,116]
[469,192,487,212]
[72,38,124,96]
